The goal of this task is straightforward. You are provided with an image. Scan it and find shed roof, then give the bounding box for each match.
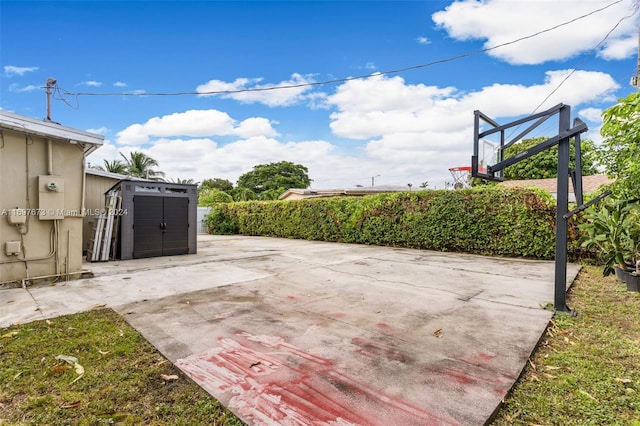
[0,110,104,155]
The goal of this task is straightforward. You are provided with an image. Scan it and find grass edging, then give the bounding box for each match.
[491,265,640,425]
[0,308,244,425]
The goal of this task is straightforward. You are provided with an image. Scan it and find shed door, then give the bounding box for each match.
[162,197,189,256]
[133,196,163,258]
[133,195,189,258]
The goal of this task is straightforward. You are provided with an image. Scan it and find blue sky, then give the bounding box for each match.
[2,0,639,189]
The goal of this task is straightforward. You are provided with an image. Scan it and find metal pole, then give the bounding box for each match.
[554,105,572,313]
[45,78,56,121]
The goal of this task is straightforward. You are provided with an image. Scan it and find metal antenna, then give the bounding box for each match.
[45,78,57,121]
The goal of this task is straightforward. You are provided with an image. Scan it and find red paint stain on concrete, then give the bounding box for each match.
[178,332,460,426]
[375,322,391,330]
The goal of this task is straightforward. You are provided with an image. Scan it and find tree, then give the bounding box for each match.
[120,151,165,181]
[98,159,128,174]
[258,188,283,200]
[200,178,234,193]
[167,178,198,184]
[198,188,233,206]
[600,92,640,198]
[503,137,599,180]
[232,187,256,201]
[236,161,311,194]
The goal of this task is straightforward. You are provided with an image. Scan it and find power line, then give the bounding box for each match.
[55,0,628,99]
[530,0,639,114]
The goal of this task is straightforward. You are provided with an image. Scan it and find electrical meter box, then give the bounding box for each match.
[7,209,27,225]
[38,175,65,220]
[5,241,21,256]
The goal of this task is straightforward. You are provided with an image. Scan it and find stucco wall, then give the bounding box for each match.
[0,129,86,284]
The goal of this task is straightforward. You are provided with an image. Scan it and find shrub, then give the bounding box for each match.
[205,187,571,260]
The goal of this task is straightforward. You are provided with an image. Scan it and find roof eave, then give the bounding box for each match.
[0,111,104,152]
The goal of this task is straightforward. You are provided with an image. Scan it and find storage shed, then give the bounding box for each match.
[106,180,197,260]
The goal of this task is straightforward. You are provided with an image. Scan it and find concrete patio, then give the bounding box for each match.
[1,235,581,425]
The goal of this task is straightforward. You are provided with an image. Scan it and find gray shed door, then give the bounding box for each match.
[133,196,189,258]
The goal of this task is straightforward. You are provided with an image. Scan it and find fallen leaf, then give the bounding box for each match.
[55,355,78,364]
[118,329,124,337]
[70,372,84,384]
[61,401,81,409]
[161,374,179,381]
[46,320,52,325]
[1,331,18,338]
[545,365,561,370]
[542,373,556,379]
[56,354,84,384]
[53,365,72,373]
[433,328,443,338]
[13,372,22,380]
[528,360,536,370]
[98,350,110,355]
[615,377,633,384]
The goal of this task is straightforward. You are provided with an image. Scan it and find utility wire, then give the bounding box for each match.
[55,0,627,99]
[530,2,639,115]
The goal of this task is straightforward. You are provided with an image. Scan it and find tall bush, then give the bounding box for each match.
[206,187,562,259]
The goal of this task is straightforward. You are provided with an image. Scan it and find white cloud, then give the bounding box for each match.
[4,66,38,77]
[599,34,638,59]
[8,83,39,93]
[326,71,618,186]
[579,107,605,143]
[103,69,621,190]
[113,81,127,87]
[578,107,603,122]
[196,73,316,107]
[86,126,109,135]
[116,109,239,145]
[417,36,430,44]
[432,0,639,65]
[81,81,102,87]
[234,117,280,138]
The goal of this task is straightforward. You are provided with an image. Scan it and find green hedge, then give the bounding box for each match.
[205,187,574,260]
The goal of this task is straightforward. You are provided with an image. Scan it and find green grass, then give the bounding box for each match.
[2,265,639,425]
[0,309,244,425]
[491,265,640,425]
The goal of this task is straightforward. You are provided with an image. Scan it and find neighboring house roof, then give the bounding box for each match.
[499,174,613,197]
[0,110,104,154]
[85,168,131,180]
[279,185,415,200]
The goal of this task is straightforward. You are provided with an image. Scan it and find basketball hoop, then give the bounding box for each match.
[449,166,483,189]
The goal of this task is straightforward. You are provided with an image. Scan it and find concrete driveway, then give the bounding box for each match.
[1,235,581,425]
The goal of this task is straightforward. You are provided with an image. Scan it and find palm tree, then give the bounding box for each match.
[102,159,128,175]
[167,178,198,185]
[120,151,165,181]
[232,187,256,201]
